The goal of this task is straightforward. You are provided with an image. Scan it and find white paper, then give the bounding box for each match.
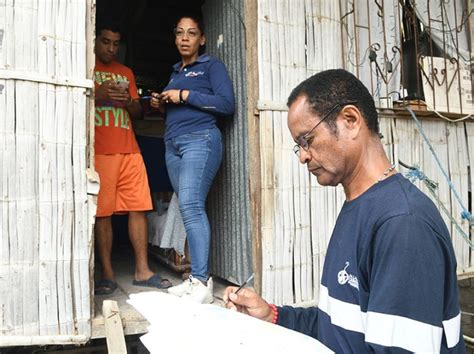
[128,292,333,354]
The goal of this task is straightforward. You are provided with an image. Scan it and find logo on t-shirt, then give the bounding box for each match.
[185,70,205,77]
[337,262,359,290]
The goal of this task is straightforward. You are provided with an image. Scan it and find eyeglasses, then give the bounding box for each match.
[174,27,200,38]
[293,101,357,156]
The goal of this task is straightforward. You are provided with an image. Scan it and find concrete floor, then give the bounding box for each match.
[92,243,230,339]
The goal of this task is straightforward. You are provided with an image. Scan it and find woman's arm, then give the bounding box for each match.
[185,60,235,116]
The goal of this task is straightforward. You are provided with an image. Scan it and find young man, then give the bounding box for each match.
[93,23,171,295]
[224,69,465,353]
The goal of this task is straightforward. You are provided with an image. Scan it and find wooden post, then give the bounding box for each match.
[86,0,96,170]
[245,0,262,295]
[102,300,127,354]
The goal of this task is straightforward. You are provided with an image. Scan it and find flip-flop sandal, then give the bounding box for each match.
[95,279,118,295]
[132,274,172,289]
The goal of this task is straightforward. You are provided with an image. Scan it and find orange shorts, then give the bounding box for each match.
[95,153,152,217]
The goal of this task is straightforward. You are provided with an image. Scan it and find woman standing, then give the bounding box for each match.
[150,14,235,304]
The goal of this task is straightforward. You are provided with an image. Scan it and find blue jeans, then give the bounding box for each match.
[165,128,223,281]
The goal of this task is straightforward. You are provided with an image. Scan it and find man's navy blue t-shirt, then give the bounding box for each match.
[278,174,464,353]
[163,54,235,140]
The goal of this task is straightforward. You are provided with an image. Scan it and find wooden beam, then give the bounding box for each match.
[458,267,474,281]
[103,300,127,354]
[245,0,262,295]
[86,0,96,171]
[0,69,93,88]
[0,335,88,347]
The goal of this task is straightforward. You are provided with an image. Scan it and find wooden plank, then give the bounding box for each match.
[270,0,283,304]
[465,123,474,269]
[447,122,470,268]
[310,180,323,303]
[244,0,262,295]
[0,335,88,347]
[379,115,396,163]
[16,79,40,336]
[260,110,276,301]
[272,117,283,304]
[420,121,452,236]
[38,84,60,336]
[0,2,7,68]
[258,0,272,102]
[286,0,308,294]
[0,79,10,335]
[55,85,69,335]
[0,79,16,336]
[72,86,91,335]
[278,111,295,304]
[102,300,127,354]
[2,0,14,70]
[0,0,92,345]
[395,118,422,189]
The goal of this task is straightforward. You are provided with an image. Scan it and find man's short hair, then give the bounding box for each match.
[287,69,380,135]
[96,21,122,39]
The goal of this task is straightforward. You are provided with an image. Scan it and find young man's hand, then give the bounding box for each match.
[95,80,130,102]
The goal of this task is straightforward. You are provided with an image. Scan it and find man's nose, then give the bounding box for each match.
[299,149,311,164]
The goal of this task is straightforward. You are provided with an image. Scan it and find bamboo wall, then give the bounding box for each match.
[380,116,472,270]
[0,0,95,345]
[257,0,473,305]
[257,0,346,306]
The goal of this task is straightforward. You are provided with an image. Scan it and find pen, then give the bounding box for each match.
[234,273,255,295]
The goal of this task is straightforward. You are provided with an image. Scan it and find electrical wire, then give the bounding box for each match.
[418,100,473,122]
[341,2,374,68]
[343,22,373,68]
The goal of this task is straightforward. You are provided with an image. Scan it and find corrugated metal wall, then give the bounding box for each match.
[202,0,252,284]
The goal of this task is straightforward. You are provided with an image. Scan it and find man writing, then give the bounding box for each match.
[93,22,171,295]
[224,69,464,352]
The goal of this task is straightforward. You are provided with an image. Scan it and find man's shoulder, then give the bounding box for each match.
[371,174,449,237]
[343,174,436,228]
[368,174,430,211]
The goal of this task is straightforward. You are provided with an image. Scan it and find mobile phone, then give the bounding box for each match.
[116,80,129,91]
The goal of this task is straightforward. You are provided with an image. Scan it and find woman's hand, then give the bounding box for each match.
[150,92,165,114]
[150,92,162,108]
[159,89,188,105]
[223,286,275,323]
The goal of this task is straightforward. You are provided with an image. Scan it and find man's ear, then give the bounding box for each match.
[340,105,363,139]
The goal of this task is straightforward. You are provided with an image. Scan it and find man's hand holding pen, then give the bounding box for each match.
[223,285,275,323]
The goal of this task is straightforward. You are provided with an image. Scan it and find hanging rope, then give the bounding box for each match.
[405,106,474,225]
[400,160,474,250]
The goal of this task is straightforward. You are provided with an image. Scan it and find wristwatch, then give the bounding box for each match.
[179,89,186,104]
